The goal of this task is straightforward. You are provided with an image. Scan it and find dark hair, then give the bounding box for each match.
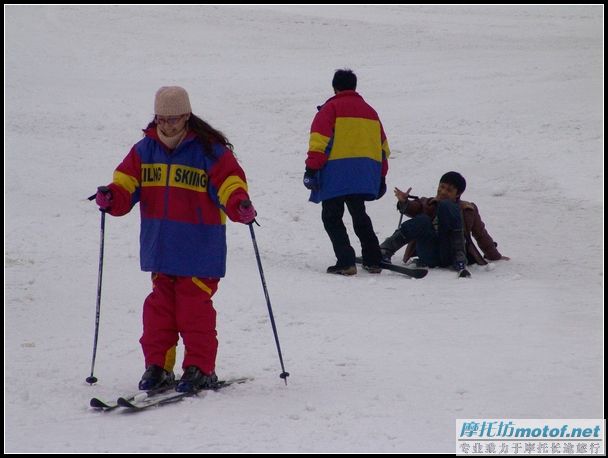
[332,69,357,91]
[187,114,233,152]
[440,171,467,195]
[146,114,233,154]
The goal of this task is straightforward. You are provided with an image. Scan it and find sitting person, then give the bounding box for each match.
[380,171,509,277]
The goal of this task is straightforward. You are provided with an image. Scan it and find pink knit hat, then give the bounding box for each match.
[154,86,192,116]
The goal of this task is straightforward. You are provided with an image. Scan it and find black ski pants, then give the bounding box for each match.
[321,195,382,267]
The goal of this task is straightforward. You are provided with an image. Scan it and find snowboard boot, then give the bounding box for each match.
[176,366,219,393]
[449,229,471,278]
[326,264,357,276]
[379,229,409,262]
[138,364,175,391]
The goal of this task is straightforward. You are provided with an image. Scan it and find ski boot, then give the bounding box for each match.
[138,364,175,390]
[176,366,219,393]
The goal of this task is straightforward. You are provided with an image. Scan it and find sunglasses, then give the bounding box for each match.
[155,115,185,125]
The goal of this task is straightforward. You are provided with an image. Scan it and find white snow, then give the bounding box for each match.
[5,5,603,453]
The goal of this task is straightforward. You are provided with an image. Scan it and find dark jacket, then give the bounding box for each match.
[398,197,502,265]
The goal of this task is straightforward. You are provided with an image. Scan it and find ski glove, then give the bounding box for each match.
[95,186,112,210]
[303,168,320,191]
[377,177,387,200]
[237,201,257,224]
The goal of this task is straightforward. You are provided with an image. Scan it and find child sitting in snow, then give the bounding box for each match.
[379,171,509,277]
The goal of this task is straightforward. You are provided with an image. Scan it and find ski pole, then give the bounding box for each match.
[397,194,419,229]
[242,200,290,385]
[85,189,108,384]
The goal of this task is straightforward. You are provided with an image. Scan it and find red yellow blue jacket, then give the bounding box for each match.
[305,90,390,203]
[105,127,249,278]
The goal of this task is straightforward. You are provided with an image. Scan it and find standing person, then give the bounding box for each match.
[379,171,509,278]
[93,86,256,392]
[303,69,390,275]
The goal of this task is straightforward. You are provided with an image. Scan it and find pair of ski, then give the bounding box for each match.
[354,257,428,279]
[90,377,249,411]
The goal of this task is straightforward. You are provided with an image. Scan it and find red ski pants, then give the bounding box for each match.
[139,273,220,375]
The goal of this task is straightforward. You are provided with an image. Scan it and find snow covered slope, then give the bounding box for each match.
[5,5,603,452]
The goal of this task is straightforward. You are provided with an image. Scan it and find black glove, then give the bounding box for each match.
[303,168,320,191]
[377,177,387,199]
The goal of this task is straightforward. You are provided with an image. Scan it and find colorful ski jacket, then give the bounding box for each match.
[305,90,390,203]
[106,128,249,278]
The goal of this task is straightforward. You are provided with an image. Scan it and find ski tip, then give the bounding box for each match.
[90,398,106,408]
[117,397,137,408]
[397,267,428,279]
[90,397,117,410]
[414,270,429,279]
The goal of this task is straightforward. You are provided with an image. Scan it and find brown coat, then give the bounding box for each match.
[398,197,502,265]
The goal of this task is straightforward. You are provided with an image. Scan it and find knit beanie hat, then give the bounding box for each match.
[154,86,192,116]
[440,171,467,195]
